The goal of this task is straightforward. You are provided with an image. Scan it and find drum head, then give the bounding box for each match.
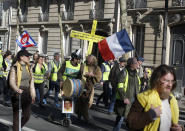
[63,78,73,97]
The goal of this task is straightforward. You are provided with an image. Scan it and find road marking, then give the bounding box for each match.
[70,124,85,130]
[0,118,37,131]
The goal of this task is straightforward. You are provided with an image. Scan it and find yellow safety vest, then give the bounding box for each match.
[34,64,46,84]
[137,89,179,131]
[50,61,60,81]
[102,63,111,81]
[43,62,48,72]
[116,69,141,99]
[0,54,3,77]
[62,60,80,81]
[3,61,8,77]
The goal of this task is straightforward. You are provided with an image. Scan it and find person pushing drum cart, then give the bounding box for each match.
[61,78,84,127]
[57,49,83,127]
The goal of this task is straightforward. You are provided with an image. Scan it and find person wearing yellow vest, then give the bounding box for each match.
[33,55,47,108]
[2,50,12,107]
[43,54,49,89]
[9,49,35,131]
[0,49,4,95]
[43,52,61,107]
[57,49,83,121]
[96,59,113,108]
[126,64,183,131]
[113,57,141,131]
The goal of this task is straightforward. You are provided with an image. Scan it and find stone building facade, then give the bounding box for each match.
[0,0,185,86]
[126,0,185,86]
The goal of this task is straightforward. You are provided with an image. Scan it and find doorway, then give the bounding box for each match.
[170,24,185,87]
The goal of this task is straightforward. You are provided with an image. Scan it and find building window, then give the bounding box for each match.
[38,31,48,54]
[89,0,104,19]
[39,0,50,22]
[133,25,145,57]
[62,0,74,20]
[0,3,3,26]
[127,0,147,9]
[19,0,28,22]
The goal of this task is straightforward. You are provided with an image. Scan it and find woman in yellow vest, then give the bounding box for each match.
[9,49,35,131]
[127,65,183,131]
[33,55,46,108]
[2,50,12,106]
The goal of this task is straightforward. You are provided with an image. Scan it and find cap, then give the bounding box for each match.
[17,49,32,57]
[137,57,144,62]
[71,49,81,60]
[119,57,126,63]
[39,53,45,57]
[127,58,135,66]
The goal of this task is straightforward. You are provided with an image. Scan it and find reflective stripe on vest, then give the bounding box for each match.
[43,62,48,71]
[102,63,111,81]
[34,64,45,84]
[50,61,60,81]
[116,70,141,99]
[62,60,81,81]
[3,61,8,77]
[0,54,3,77]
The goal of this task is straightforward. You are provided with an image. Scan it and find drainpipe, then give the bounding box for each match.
[162,0,168,64]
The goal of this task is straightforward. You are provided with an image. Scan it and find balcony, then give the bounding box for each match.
[19,13,27,23]
[127,0,147,9]
[38,12,49,22]
[62,11,74,21]
[172,0,185,6]
[89,9,104,19]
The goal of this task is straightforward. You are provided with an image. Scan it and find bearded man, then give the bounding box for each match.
[127,64,183,131]
[75,55,102,123]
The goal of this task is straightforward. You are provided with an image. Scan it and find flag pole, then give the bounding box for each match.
[16,0,20,54]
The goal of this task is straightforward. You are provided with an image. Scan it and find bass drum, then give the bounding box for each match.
[63,78,84,97]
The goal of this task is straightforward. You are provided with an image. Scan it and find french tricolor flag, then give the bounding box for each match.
[98,29,134,60]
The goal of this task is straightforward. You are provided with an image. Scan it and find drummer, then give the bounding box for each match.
[57,49,83,119]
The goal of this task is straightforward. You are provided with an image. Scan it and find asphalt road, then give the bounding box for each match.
[0,87,128,131]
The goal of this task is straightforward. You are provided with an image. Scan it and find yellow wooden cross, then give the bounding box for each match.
[70,20,105,55]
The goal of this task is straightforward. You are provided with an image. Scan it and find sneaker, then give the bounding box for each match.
[43,99,47,104]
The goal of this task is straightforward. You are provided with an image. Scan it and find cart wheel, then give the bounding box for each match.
[62,118,71,127]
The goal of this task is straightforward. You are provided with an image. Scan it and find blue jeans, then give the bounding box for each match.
[44,80,60,104]
[108,87,116,113]
[113,116,124,131]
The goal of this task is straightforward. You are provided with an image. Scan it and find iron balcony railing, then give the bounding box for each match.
[62,11,74,21]
[19,13,27,23]
[172,0,185,6]
[127,0,147,9]
[38,12,49,22]
[89,9,104,19]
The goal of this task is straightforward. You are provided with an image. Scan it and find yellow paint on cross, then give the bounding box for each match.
[70,20,105,55]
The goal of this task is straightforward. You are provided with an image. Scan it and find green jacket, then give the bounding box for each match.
[115,66,140,118]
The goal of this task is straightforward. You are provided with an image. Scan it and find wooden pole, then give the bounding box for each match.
[57,1,64,62]
[16,0,20,53]
[162,0,168,64]
[119,0,127,29]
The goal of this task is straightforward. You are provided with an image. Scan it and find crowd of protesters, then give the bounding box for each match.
[0,48,183,131]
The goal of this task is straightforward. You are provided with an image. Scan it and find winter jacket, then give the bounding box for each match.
[127,89,179,131]
[115,66,140,118]
[9,61,35,100]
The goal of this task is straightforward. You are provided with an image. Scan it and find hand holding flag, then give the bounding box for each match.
[98,29,134,60]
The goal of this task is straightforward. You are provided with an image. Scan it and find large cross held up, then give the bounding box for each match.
[70,20,105,55]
